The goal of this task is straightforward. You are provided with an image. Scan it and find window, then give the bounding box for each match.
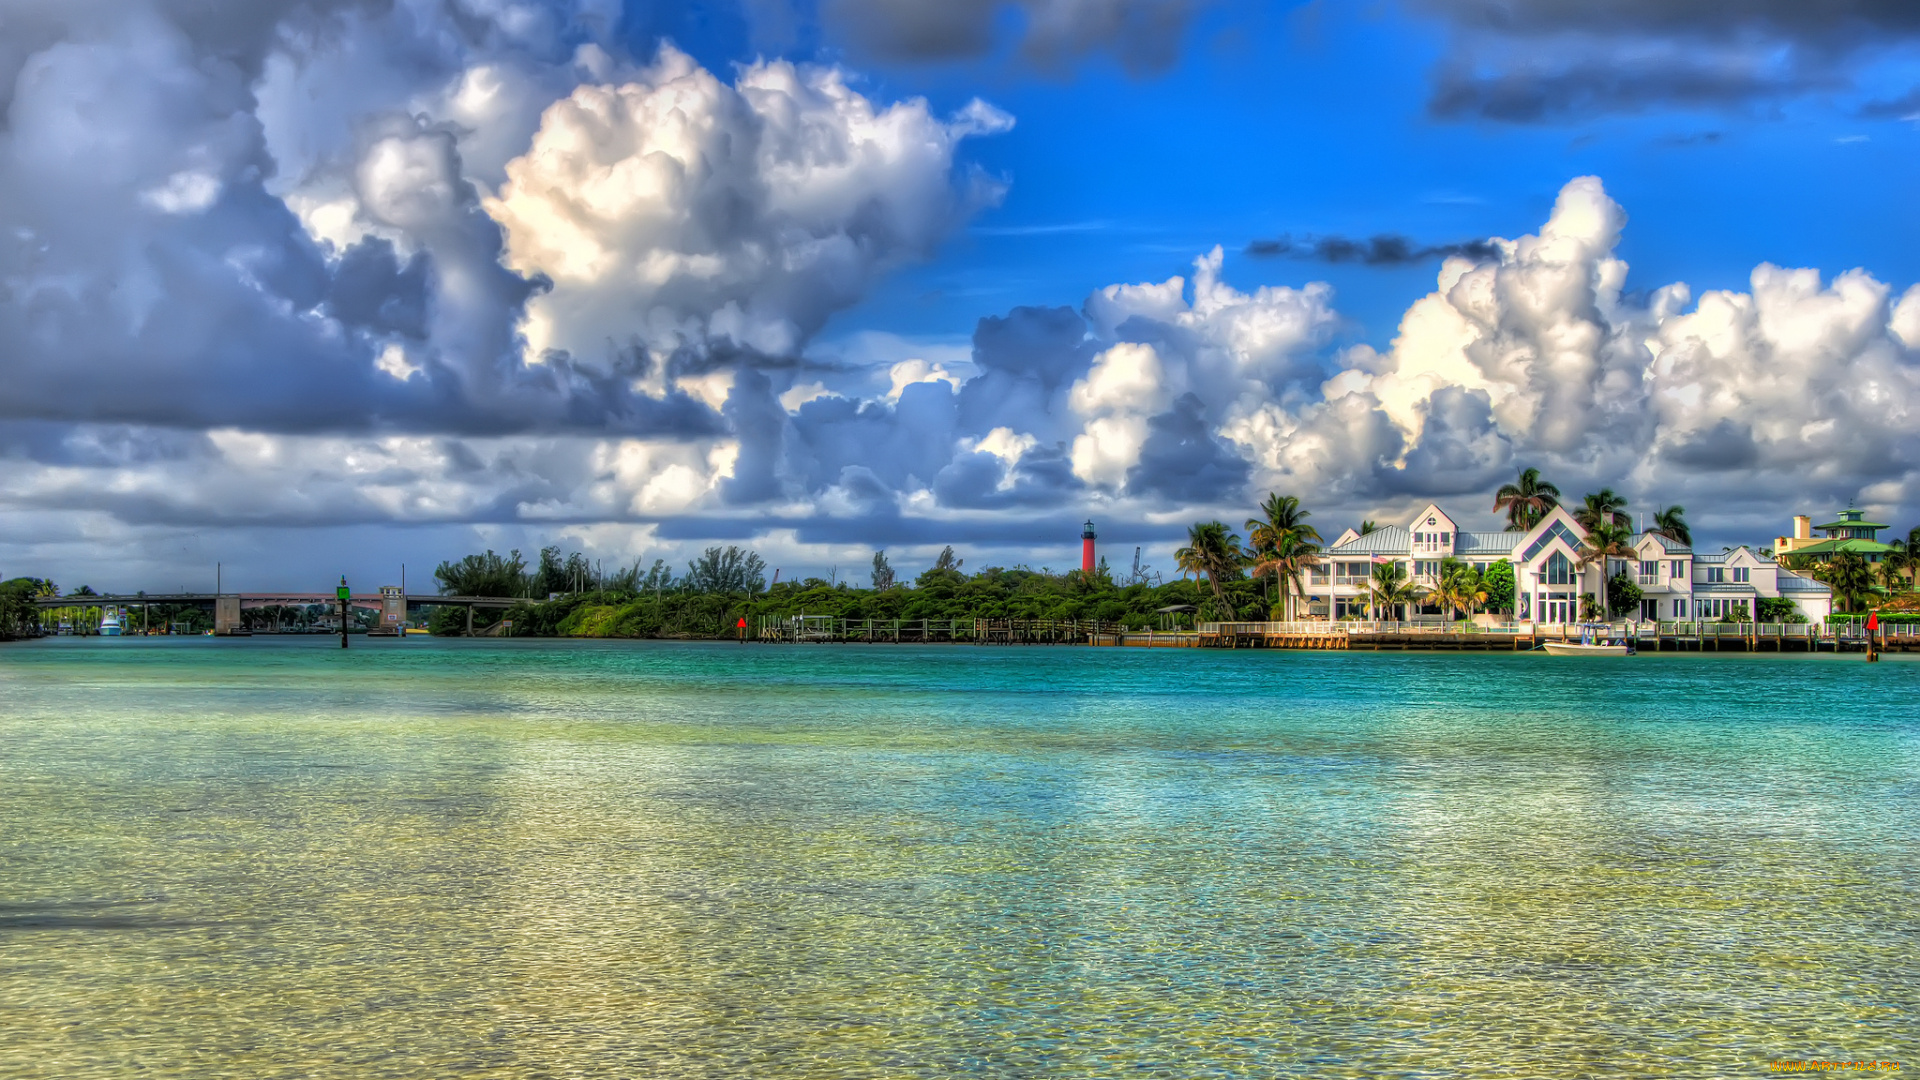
[1639,560,1659,586]
[1705,567,1725,584]
[1673,599,1687,618]
[1670,560,1685,579]
[1523,521,1578,562]
[1309,566,1329,584]
[1440,532,1451,545]
[1732,567,1749,583]
[1543,551,1573,585]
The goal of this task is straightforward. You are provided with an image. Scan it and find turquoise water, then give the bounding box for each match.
[1,637,1915,1078]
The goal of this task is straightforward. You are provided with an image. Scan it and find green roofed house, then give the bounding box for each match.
[1774,508,1898,564]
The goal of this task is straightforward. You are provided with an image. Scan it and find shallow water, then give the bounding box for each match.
[1,637,1915,1078]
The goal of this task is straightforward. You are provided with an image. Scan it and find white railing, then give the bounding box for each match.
[1197,620,1853,639]
[1200,621,1347,636]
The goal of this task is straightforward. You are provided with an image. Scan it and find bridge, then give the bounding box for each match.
[33,593,523,635]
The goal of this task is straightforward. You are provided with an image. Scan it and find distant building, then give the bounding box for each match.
[380,586,406,630]
[1307,501,1830,623]
[1774,508,1897,565]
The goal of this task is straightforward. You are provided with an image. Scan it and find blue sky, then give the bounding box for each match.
[642,0,1920,349]
[3,0,1920,590]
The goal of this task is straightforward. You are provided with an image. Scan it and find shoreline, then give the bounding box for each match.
[12,632,1913,659]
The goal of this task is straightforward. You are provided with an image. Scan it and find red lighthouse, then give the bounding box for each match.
[1081,519,1097,574]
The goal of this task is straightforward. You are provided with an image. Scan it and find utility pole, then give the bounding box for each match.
[337,575,350,649]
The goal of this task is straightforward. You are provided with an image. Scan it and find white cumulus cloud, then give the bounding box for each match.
[486,45,1011,377]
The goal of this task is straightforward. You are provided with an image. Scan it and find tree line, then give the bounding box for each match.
[430,467,1714,638]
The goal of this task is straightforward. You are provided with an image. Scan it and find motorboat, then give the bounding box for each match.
[99,610,123,637]
[1542,623,1632,656]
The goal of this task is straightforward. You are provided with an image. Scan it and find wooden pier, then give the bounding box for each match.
[758,617,1125,644]
[1196,621,1919,653]
[750,614,1917,654]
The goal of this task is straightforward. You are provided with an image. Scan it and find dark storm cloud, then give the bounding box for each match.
[1414,0,1920,43]
[1662,419,1759,471]
[1426,56,1822,123]
[823,0,1201,75]
[0,422,210,469]
[1378,387,1510,495]
[956,305,1100,436]
[1859,87,1920,119]
[789,381,960,490]
[0,3,739,441]
[654,509,1185,551]
[931,442,1083,509]
[1412,0,1920,121]
[1245,233,1500,266]
[325,237,432,340]
[1124,394,1250,503]
[0,0,389,128]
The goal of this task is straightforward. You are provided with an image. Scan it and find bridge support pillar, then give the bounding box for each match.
[466,605,473,637]
[214,595,243,636]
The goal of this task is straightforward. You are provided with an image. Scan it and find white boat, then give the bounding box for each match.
[99,610,123,637]
[1542,623,1632,656]
[1542,640,1628,656]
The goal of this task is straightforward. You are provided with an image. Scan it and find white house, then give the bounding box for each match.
[1303,502,1831,623]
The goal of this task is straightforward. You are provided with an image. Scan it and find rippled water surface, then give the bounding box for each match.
[1,637,1916,1078]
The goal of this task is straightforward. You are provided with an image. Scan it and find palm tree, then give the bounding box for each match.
[1358,520,1378,536]
[1176,521,1246,619]
[1575,521,1638,619]
[1254,533,1321,622]
[1821,551,1876,613]
[1247,493,1320,548]
[1247,493,1321,621]
[1433,561,1488,623]
[1366,560,1425,622]
[1875,556,1906,596]
[1573,488,1630,532]
[1881,533,1915,594]
[1649,505,1691,547]
[1494,467,1561,531]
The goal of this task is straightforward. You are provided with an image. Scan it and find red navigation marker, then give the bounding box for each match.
[736,617,747,628]
[1866,611,1878,632]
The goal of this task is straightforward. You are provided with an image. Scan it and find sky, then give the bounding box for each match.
[4,0,1920,592]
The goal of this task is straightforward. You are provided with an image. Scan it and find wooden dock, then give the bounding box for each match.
[750,615,1916,654]
[1197,621,1918,653]
[758,617,1124,644]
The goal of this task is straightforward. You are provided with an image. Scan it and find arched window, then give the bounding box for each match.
[1544,551,1573,585]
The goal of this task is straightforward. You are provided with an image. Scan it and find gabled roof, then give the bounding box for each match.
[1639,532,1691,554]
[1514,506,1587,564]
[1326,526,1409,556]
